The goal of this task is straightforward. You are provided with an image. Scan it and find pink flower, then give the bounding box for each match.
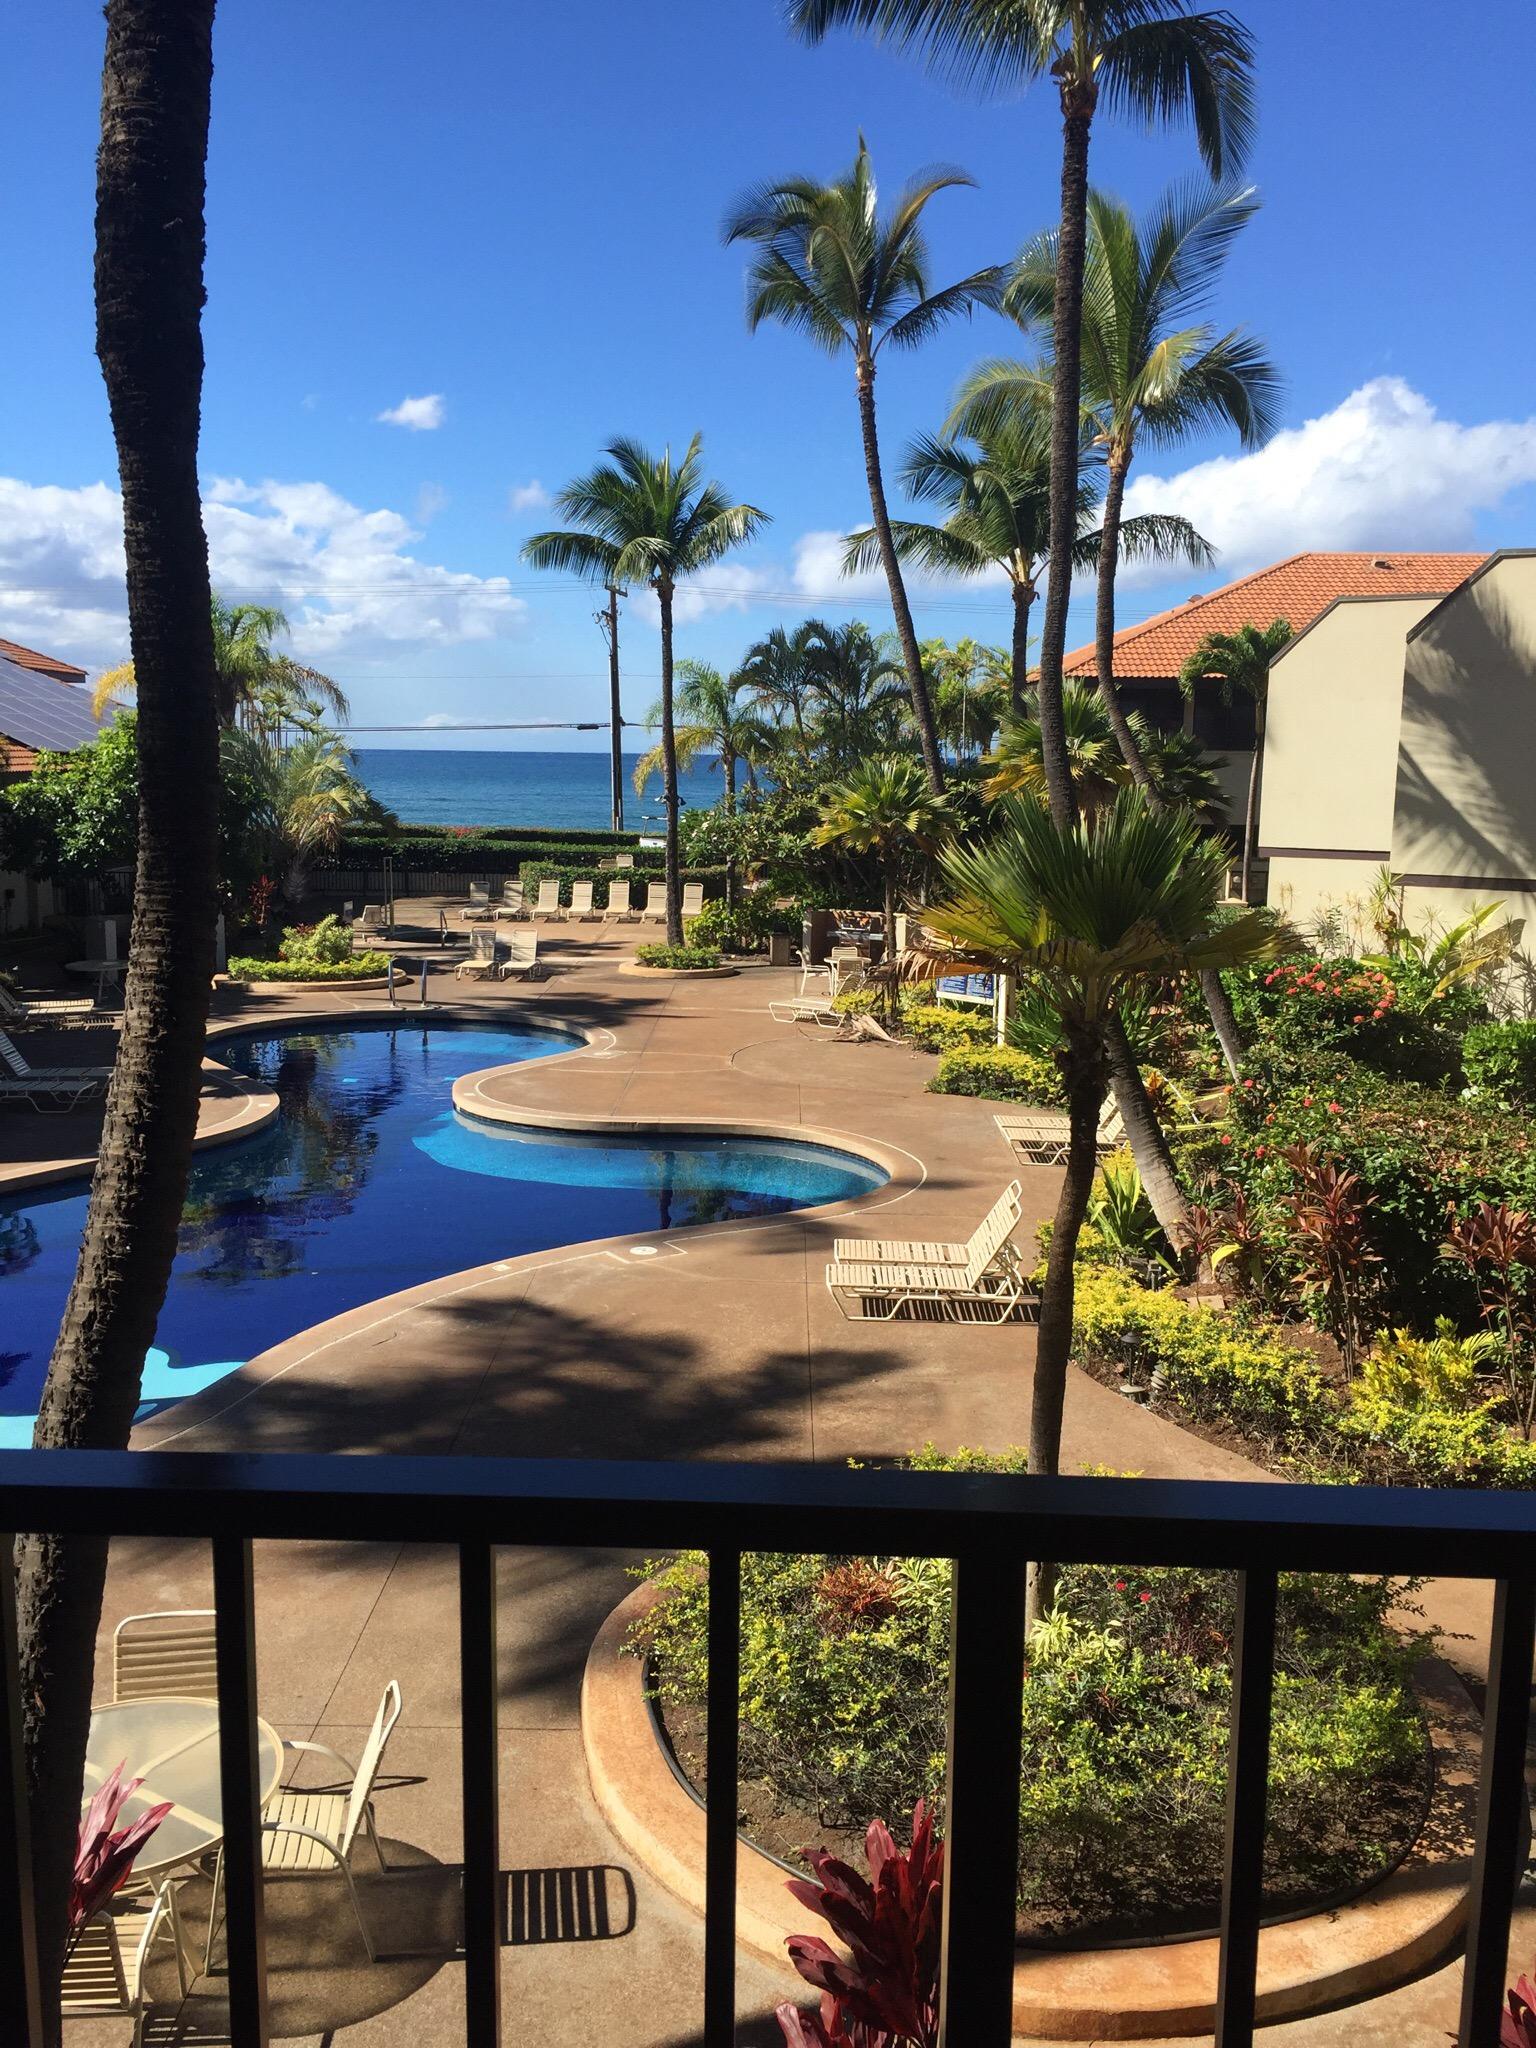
[1114,1579,1126,1591]
[1242,1078,1255,1090]
[1138,1592,1152,1605]
[1254,1144,1266,1157]
[1220,1134,1232,1146]
[1353,1014,1365,1024]
[1327,1101,1342,1114]
[1302,1096,1313,1107]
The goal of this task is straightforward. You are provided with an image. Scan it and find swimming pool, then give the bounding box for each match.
[0,1019,886,1444]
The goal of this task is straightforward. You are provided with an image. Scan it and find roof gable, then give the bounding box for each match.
[0,636,88,684]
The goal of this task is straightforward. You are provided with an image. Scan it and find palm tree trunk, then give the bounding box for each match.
[1091,446,1157,793]
[855,350,945,793]
[1035,98,1094,832]
[1027,1039,1106,1629]
[16,5,220,2033]
[1242,694,1265,903]
[1102,1016,1188,1250]
[1010,578,1033,719]
[657,579,683,946]
[723,752,738,911]
[605,583,624,833]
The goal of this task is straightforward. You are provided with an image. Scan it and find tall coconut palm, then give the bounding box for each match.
[803,619,911,772]
[92,592,350,735]
[523,437,768,943]
[1178,616,1292,901]
[812,755,956,1011]
[787,1,1256,831]
[911,790,1279,1614]
[848,411,1211,715]
[16,2,221,2031]
[723,140,1003,791]
[222,728,366,906]
[632,661,770,814]
[922,637,1011,759]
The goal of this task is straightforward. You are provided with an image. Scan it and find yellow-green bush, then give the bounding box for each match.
[929,1043,1063,1105]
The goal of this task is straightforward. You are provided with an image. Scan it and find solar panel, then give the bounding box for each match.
[0,660,104,755]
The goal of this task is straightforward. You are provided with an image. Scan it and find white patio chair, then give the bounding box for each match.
[113,1610,218,1703]
[636,885,664,924]
[832,1182,1022,1270]
[768,994,840,1027]
[62,1890,187,2044]
[459,882,494,924]
[454,929,501,980]
[492,880,526,920]
[354,904,392,945]
[0,982,96,1023]
[567,880,598,921]
[209,1682,402,1964]
[993,1100,1124,1166]
[828,946,866,999]
[826,1198,1036,1321]
[680,881,705,922]
[614,851,636,869]
[497,930,547,981]
[533,879,562,920]
[604,879,637,922]
[0,1030,113,1114]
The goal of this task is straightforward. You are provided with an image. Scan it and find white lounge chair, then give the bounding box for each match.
[113,1610,218,1704]
[454,929,501,981]
[354,904,393,945]
[497,930,547,981]
[0,1030,113,1114]
[492,880,526,920]
[210,1682,402,1964]
[567,880,598,921]
[604,879,637,923]
[62,1891,187,2044]
[826,1194,1036,1321]
[637,886,664,925]
[0,982,96,1023]
[828,946,867,999]
[769,993,841,1026]
[533,879,562,921]
[459,882,494,924]
[680,881,705,922]
[615,851,636,869]
[993,1100,1124,1167]
[832,1182,1023,1271]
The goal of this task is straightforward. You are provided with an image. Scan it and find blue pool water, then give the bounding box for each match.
[0,1020,885,1443]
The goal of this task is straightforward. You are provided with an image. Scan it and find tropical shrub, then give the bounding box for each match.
[929,1044,1063,1106]
[900,1003,993,1055]
[1464,1019,1536,1110]
[1085,1150,1173,1271]
[687,888,800,954]
[634,943,722,971]
[328,832,649,873]
[226,951,392,982]
[278,915,353,966]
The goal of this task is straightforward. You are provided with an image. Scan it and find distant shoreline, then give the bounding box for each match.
[353,745,724,833]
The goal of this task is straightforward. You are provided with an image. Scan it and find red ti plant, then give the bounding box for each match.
[1442,1200,1536,1437]
[775,1801,943,2048]
[1277,1143,1381,1376]
[70,1761,173,1944]
[1504,1968,1536,2046]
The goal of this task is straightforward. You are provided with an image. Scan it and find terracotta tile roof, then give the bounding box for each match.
[0,637,87,684]
[1061,552,1487,682]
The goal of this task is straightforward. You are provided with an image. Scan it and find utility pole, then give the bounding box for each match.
[595,584,627,832]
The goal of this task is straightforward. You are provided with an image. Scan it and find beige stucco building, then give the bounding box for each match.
[1260,551,1536,947]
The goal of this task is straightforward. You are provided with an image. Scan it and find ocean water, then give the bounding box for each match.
[353,748,726,831]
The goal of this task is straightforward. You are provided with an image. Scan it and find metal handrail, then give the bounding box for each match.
[3,1448,1533,2048]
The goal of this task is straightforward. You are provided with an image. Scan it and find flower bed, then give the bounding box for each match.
[225,952,393,983]
[634,943,722,972]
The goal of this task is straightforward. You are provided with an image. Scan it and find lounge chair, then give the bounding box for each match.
[0,1030,113,1114]
[454,929,502,981]
[459,882,495,924]
[826,1194,1036,1323]
[497,930,547,981]
[604,879,637,922]
[354,904,393,945]
[113,1610,218,1703]
[680,881,705,922]
[62,1890,187,2043]
[993,1101,1125,1166]
[533,879,562,921]
[615,851,636,869]
[636,886,664,925]
[567,880,598,922]
[769,993,841,1026]
[209,1682,403,1964]
[0,982,96,1023]
[832,1181,1022,1270]
[492,880,526,920]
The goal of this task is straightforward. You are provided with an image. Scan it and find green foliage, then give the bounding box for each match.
[517,861,726,909]
[900,1002,993,1054]
[929,1043,1063,1106]
[328,834,656,874]
[278,915,353,967]
[686,888,799,955]
[1,718,140,880]
[634,943,722,970]
[1086,1150,1172,1270]
[226,951,391,982]
[1463,1020,1536,1111]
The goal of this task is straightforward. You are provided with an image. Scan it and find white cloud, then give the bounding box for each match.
[0,474,525,669]
[508,479,552,514]
[627,560,776,629]
[376,393,445,431]
[1120,377,1536,583]
[791,528,889,603]
[414,481,449,523]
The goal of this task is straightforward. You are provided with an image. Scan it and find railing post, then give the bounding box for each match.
[704,1546,741,2048]
[938,1549,1025,2047]
[0,1535,44,2048]
[212,1533,269,2048]
[1458,1575,1536,2046]
[1214,1567,1278,2048]
[459,1541,502,2048]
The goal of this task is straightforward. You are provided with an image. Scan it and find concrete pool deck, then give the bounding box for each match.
[4,913,1524,2046]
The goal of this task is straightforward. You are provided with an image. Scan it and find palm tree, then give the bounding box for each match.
[522,438,769,943]
[803,619,911,772]
[922,637,1011,760]
[738,621,825,758]
[723,140,1003,791]
[16,3,221,2029]
[787,1,1256,832]
[1178,617,1293,900]
[633,660,770,823]
[223,728,366,906]
[92,592,350,735]
[848,410,1211,714]
[984,681,1127,814]
[812,756,956,1010]
[911,790,1279,1614]
[1134,719,1230,833]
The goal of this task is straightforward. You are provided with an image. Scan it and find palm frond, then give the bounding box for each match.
[1100,12,1258,180]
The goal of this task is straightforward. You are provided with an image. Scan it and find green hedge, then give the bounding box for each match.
[349,822,640,847]
[929,1043,1063,1105]
[634,943,722,970]
[519,860,726,907]
[324,834,649,874]
[226,952,393,982]
[1462,1019,1536,1110]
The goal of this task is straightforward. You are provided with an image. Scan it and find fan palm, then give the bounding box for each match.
[788,1,1255,832]
[984,681,1127,814]
[632,661,769,814]
[813,756,957,1008]
[92,593,350,733]
[848,411,1211,714]
[803,619,911,772]
[1177,616,1293,900]
[222,728,365,906]
[723,139,1003,791]
[911,790,1280,1609]
[522,437,769,942]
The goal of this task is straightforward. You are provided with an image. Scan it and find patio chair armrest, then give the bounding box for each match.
[260,1817,346,1862]
[279,1736,357,1782]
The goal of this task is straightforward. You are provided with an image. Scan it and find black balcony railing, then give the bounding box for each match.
[2,1449,1534,2048]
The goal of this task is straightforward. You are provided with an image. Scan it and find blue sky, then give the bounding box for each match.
[5,0,1536,748]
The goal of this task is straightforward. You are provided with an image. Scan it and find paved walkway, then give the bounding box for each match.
[7,916,1518,2045]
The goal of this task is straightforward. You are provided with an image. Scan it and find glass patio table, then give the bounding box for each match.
[84,1696,284,1880]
